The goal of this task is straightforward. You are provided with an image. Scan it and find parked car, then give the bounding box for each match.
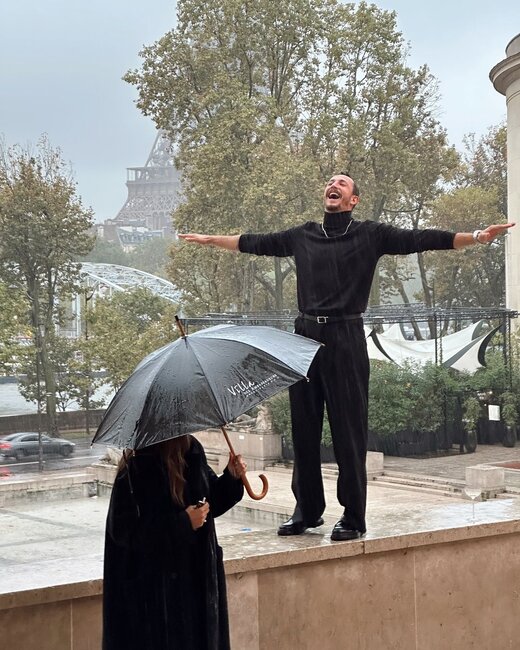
[0,432,75,460]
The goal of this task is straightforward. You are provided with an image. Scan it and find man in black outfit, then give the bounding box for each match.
[180,174,514,541]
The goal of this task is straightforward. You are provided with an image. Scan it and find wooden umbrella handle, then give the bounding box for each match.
[175,315,186,337]
[220,426,269,500]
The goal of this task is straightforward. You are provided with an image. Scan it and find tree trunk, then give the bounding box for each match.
[369,265,381,306]
[274,258,284,310]
[369,194,386,306]
[416,252,436,338]
[28,278,58,436]
[40,330,58,436]
[241,259,255,311]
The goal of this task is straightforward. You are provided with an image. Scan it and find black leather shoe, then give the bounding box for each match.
[277,517,324,536]
[330,519,365,541]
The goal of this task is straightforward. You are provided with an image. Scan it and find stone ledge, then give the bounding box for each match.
[0,578,103,611]
[4,516,520,612]
[0,472,96,506]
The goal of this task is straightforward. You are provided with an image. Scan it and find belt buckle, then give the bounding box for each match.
[317,316,328,324]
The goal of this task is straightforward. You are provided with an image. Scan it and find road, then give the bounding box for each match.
[0,439,109,476]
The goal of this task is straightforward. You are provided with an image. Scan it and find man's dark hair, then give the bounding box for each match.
[339,171,360,197]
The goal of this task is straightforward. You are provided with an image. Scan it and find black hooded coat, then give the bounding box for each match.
[102,437,244,650]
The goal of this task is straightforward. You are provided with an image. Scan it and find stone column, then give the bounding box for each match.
[490,34,520,329]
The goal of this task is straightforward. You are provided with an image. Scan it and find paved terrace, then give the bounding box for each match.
[3,443,520,649]
[2,443,520,595]
[383,443,520,485]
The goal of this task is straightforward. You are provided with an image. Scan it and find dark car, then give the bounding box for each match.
[0,432,75,460]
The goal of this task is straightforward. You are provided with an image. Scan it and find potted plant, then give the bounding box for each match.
[462,396,480,453]
[501,391,518,447]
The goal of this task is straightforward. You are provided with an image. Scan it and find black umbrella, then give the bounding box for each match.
[92,317,321,500]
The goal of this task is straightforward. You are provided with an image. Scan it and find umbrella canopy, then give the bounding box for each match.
[92,324,321,451]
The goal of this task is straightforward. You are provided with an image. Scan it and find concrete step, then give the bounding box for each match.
[266,462,340,479]
[373,473,464,493]
[373,476,463,496]
[380,470,466,488]
[378,474,465,490]
[372,481,463,498]
[266,463,465,495]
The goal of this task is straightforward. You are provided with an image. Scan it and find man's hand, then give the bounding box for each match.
[453,223,515,249]
[178,233,240,251]
[178,233,213,245]
[478,223,516,243]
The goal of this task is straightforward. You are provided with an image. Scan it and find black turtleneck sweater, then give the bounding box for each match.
[239,211,455,316]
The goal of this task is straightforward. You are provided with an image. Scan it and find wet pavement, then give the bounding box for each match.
[382,443,520,488]
[2,443,520,595]
[0,493,275,594]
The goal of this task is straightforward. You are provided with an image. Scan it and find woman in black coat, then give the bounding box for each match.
[102,435,245,650]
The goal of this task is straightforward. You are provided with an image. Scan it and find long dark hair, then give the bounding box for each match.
[162,436,191,506]
[118,435,192,506]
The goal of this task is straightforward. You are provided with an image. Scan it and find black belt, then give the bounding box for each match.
[298,312,363,324]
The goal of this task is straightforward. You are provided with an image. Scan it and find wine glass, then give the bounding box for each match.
[464,486,482,523]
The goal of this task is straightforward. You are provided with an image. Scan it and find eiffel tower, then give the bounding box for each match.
[114,130,181,233]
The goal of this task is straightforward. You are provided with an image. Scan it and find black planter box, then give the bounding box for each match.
[282,429,450,460]
[368,429,451,457]
[477,417,506,445]
[281,436,336,462]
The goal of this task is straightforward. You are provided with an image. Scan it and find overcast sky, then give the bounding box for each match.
[1,1,519,222]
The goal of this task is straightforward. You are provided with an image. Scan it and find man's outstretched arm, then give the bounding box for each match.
[178,233,240,251]
[453,223,515,249]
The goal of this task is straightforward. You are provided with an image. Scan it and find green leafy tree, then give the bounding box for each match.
[17,334,104,412]
[81,237,128,266]
[125,0,454,312]
[0,136,94,433]
[422,187,506,314]
[0,281,29,374]
[456,124,507,214]
[126,237,172,278]
[422,125,507,314]
[368,361,457,436]
[88,287,179,389]
[81,236,173,279]
[465,351,512,396]
[381,124,507,336]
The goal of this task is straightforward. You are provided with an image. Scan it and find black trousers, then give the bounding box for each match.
[289,316,369,533]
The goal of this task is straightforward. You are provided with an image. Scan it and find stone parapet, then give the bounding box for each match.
[0,472,95,507]
[3,519,520,650]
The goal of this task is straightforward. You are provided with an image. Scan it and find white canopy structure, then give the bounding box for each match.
[366,320,499,372]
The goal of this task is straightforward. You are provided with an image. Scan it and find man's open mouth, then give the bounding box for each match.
[327,190,341,199]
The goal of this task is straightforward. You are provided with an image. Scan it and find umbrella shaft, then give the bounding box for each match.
[175,315,186,337]
[220,426,236,457]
